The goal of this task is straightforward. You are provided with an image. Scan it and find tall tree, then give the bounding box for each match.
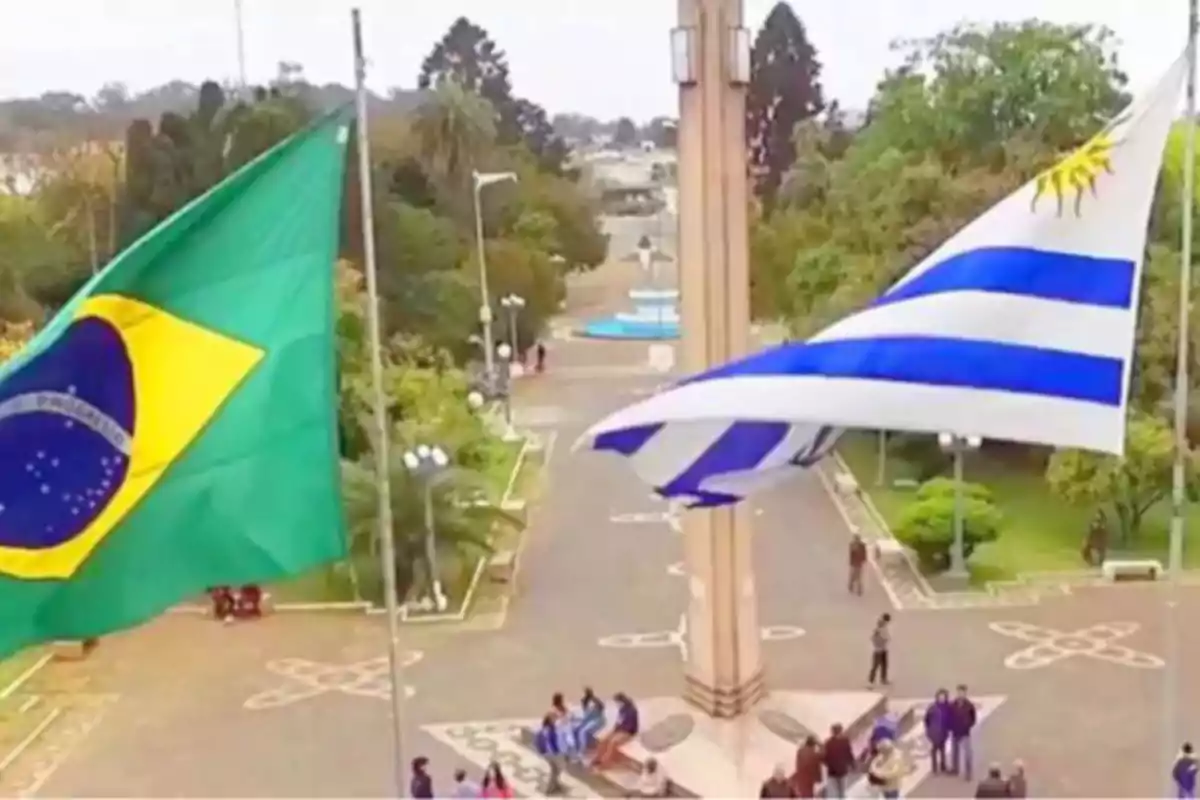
[613,117,638,147]
[416,18,567,167]
[513,98,568,174]
[418,18,519,143]
[409,80,498,221]
[746,2,825,207]
[858,21,1128,167]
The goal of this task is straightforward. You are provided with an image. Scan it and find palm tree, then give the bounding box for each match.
[340,452,519,607]
[410,80,498,217]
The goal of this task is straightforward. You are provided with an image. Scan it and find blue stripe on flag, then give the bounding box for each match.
[594,423,663,455]
[691,337,1125,405]
[879,247,1136,309]
[659,421,791,505]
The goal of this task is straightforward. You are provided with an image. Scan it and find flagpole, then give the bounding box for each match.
[351,8,408,794]
[234,0,248,93]
[1165,0,1196,791]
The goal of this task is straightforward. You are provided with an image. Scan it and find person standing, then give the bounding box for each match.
[451,768,481,798]
[535,341,547,373]
[535,714,566,795]
[409,756,434,799]
[924,689,952,774]
[868,613,892,687]
[1175,743,1198,799]
[822,723,855,799]
[481,762,513,798]
[848,534,868,596]
[949,684,978,782]
[792,735,824,798]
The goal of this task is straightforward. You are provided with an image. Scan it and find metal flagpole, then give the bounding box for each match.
[351,9,408,794]
[234,0,248,91]
[1165,0,1196,791]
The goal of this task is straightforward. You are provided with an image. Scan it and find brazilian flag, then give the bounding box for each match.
[0,108,352,656]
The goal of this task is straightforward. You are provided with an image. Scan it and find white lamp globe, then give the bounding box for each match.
[431,447,449,467]
[937,432,954,448]
[416,444,431,459]
[402,452,419,470]
[467,391,484,409]
[497,343,512,359]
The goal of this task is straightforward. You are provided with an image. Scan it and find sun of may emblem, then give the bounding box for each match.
[1031,111,1131,217]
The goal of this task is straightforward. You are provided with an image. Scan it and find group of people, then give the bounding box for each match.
[408,689,656,798]
[206,584,264,622]
[533,689,661,796]
[410,756,514,798]
[758,685,1010,799]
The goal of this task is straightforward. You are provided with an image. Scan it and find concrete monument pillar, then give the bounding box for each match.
[675,0,763,717]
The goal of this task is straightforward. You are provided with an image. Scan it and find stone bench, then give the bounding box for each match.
[1101,558,1162,582]
[487,550,517,583]
[52,638,98,661]
[873,537,908,564]
[834,472,860,496]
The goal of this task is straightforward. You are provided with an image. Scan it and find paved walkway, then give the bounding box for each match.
[10,211,1200,798]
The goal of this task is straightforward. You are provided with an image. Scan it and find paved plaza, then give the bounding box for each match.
[4,216,1199,798]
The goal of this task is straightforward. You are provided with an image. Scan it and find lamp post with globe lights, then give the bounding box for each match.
[499,294,525,359]
[402,444,451,612]
[471,170,519,383]
[937,432,983,581]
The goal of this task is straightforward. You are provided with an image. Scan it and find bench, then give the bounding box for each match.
[1101,558,1162,582]
[834,472,860,496]
[51,638,98,661]
[515,726,697,797]
[487,550,517,583]
[873,537,908,564]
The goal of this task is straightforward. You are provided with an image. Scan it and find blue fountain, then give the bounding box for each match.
[581,289,680,340]
[580,239,680,340]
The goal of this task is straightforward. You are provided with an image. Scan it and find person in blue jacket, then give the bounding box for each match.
[1174,742,1198,799]
[536,714,567,795]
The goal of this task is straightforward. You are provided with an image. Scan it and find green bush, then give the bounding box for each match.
[886,433,949,481]
[894,479,1003,573]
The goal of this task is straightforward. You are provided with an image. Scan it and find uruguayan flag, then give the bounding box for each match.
[583,53,1187,508]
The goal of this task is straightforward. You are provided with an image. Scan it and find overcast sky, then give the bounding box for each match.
[0,0,1186,120]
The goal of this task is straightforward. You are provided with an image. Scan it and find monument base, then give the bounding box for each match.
[622,690,916,797]
[683,667,766,717]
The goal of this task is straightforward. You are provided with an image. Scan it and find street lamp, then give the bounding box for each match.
[472,170,519,384]
[402,443,451,612]
[495,343,519,442]
[466,345,519,444]
[499,294,525,358]
[938,432,983,581]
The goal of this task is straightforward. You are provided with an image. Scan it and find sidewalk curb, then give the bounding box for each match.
[0,706,61,774]
[0,652,52,700]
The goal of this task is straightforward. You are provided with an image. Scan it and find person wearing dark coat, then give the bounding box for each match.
[822,723,855,798]
[924,689,953,773]
[975,765,1011,798]
[410,756,434,799]
[792,735,824,798]
[760,765,796,798]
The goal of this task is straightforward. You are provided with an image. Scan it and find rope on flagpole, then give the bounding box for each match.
[351,9,408,795]
[1165,0,1196,792]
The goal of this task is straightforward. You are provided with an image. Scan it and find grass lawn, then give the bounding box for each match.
[838,432,1200,582]
[467,440,547,615]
